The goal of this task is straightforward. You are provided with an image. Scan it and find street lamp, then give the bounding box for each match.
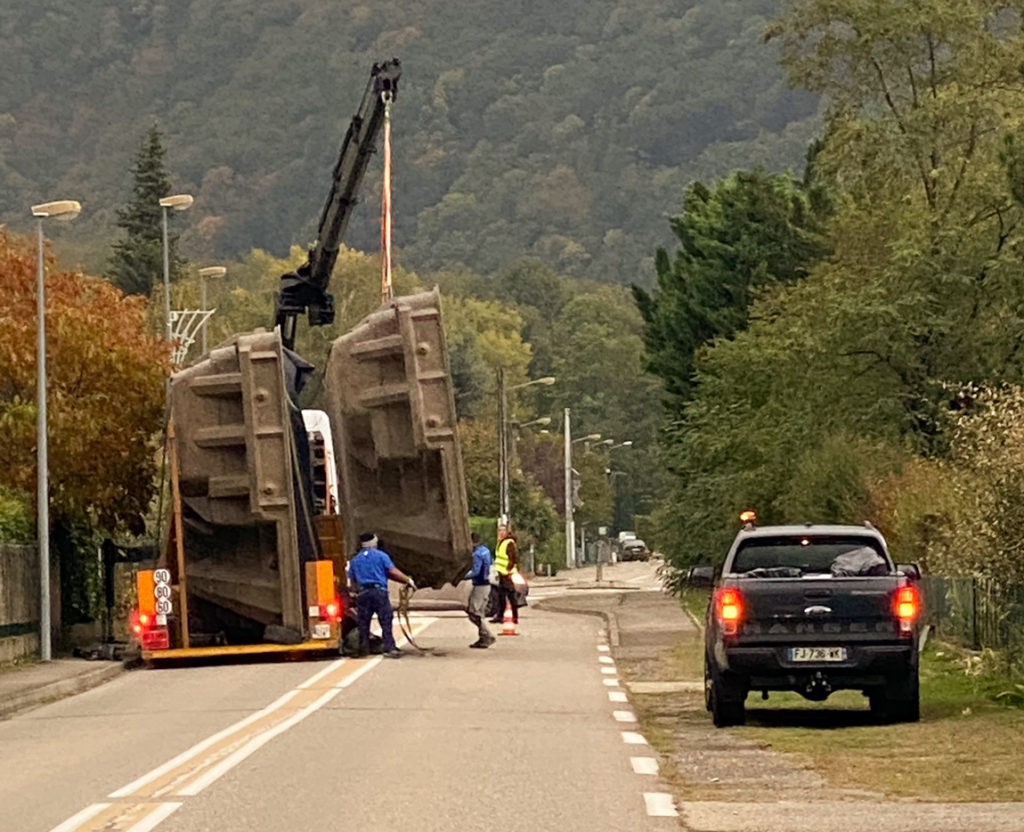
[31,199,81,662]
[572,433,602,445]
[513,416,552,430]
[498,373,557,524]
[159,194,194,342]
[197,266,227,354]
[609,440,634,450]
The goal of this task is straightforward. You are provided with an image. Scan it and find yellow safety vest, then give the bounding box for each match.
[494,538,513,576]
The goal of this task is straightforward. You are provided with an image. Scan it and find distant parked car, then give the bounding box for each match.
[620,538,650,561]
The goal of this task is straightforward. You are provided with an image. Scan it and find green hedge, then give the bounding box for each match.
[0,487,33,543]
[469,516,498,548]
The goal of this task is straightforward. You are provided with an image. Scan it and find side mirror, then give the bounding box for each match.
[896,562,921,581]
[688,565,716,587]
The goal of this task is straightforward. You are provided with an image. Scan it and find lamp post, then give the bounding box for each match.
[159,194,194,342]
[197,266,226,354]
[31,199,81,662]
[498,374,556,525]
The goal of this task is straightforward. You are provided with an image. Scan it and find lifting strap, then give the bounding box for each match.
[396,583,432,653]
[380,90,394,305]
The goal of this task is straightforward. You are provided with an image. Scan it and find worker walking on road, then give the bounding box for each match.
[490,524,519,626]
[348,532,415,659]
[466,532,496,648]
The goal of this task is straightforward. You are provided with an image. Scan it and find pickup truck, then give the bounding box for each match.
[693,523,922,727]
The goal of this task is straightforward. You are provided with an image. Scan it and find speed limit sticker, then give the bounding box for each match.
[155,598,172,615]
[154,584,172,599]
[153,568,171,584]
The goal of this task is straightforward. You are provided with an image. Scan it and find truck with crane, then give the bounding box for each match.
[131,59,472,660]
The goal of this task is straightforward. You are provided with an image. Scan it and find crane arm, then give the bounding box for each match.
[274,58,401,350]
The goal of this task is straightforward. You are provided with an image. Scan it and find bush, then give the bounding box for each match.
[0,486,32,543]
[470,515,498,547]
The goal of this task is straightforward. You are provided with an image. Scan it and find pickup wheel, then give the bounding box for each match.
[869,670,920,723]
[706,656,746,727]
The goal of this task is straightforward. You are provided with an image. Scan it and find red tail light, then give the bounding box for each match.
[320,598,342,622]
[715,587,744,635]
[894,585,919,634]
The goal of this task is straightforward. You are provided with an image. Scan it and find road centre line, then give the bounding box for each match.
[597,644,610,652]
[608,691,628,702]
[125,802,183,832]
[598,655,614,664]
[613,710,637,723]
[600,666,617,675]
[621,731,648,744]
[602,677,620,686]
[49,804,111,832]
[43,618,436,832]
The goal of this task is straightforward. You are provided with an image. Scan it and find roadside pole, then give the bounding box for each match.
[564,407,574,568]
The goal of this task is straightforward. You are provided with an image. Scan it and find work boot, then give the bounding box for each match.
[384,648,403,659]
[470,640,491,649]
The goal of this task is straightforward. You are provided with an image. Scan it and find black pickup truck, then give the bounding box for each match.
[695,523,923,727]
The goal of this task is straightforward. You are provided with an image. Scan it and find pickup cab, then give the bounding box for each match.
[697,523,922,727]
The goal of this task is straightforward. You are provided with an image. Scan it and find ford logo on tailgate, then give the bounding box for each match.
[804,605,832,617]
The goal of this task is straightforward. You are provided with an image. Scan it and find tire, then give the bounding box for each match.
[869,670,920,723]
[706,655,745,727]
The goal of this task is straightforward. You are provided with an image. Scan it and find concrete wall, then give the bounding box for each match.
[0,544,40,662]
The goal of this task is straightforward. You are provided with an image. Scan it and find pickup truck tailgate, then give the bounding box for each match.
[734,576,903,641]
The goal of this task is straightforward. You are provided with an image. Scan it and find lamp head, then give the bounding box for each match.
[31,200,81,221]
[159,194,194,211]
[199,266,227,278]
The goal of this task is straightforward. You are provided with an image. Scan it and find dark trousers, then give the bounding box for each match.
[357,587,396,653]
[495,575,519,622]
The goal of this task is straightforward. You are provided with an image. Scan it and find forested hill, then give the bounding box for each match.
[0,0,818,284]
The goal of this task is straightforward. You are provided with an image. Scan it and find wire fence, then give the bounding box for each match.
[921,576,1024,676]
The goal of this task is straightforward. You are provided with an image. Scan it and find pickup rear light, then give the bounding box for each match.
[715,587,744,635]
[894,585,919,634]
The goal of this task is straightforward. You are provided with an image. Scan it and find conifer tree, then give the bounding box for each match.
[108,125,185,296]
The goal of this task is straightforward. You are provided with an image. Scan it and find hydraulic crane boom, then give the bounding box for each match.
[274,58,401,350]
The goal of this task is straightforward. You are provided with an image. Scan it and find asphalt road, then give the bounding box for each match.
[0,605,676,832]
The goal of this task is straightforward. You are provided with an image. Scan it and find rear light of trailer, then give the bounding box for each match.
[715,587,744,635]
[894,585,919,635]
[320,597,342,622]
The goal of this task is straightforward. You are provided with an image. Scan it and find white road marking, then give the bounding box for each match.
[600,667,617,675]
[297,657,346,689]
[335,656,383,688]
[598,655,614,664]
[621,731,648,744]
[597,645,610,652]
[631,757,659,775]
[613,710,637,723]
[176,687,341,796]
[643,792,678,817]
[608,691,628,702]
[126,803,183,832]
[49,803,111,832]
[108,689,301,797]
[602,678,620,686]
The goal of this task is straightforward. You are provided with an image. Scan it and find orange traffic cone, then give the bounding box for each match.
[498,601,518,636]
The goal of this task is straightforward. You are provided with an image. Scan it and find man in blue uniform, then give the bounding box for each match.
[347,532,415,659]
[465,532,495,649]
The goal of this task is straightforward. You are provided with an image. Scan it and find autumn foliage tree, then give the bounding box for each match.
[0,230,169,537]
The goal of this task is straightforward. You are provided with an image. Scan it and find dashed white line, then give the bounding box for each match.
[600,666,617,675]
[602,677,620,686]
[631,757,659,775]
[598,655,614,664]
[597,645,610,652]
[49,803,111,832]
[608,690,628,703]
[621,731,648,744]
[643,792,678,817]
[613,710,637,723]
[126,803,183,832]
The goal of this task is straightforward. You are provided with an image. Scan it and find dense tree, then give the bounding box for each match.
[0,229,169,534]
[634,167,829,413]
[0,0,818,285]
[108,125,187,296]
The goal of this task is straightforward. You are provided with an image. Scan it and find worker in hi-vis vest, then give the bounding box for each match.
[490,524,519,624]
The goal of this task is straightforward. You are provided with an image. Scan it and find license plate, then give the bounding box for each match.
[789,646,847,662]
[312,623,331,640]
